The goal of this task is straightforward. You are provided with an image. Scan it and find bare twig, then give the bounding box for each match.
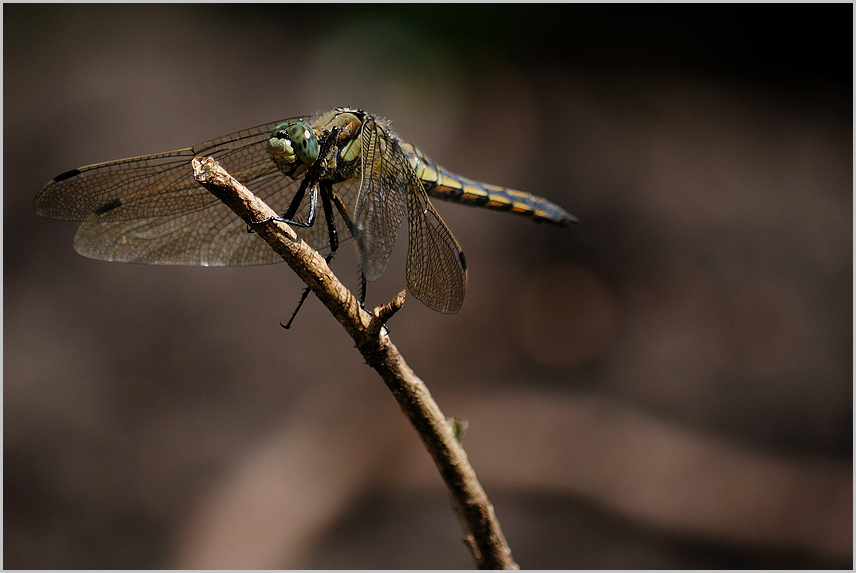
[192,157,518,570]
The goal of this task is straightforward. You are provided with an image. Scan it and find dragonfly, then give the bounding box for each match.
[34,107,577,324]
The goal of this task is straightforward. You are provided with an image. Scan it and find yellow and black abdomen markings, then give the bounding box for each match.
[404,143,578,227]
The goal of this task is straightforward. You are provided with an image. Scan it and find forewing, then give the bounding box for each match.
[34,118,333,266]
[405,171,467,314]
[353,117,408,281]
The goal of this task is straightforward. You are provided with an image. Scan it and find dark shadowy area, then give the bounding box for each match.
[5,3,851,569]
[306,488,848,570]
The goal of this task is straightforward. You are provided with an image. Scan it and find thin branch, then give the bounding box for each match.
[192,157,519,570]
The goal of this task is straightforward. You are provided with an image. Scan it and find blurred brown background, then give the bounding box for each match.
[4,4,851,569]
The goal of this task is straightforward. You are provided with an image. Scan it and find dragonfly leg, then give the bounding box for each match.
[282,181,341,330]
[320,181,340,255]
[359,272,367,309]
[252,174,318,231]
[272,178,319,228]
[282,286,311,329]
[329,191,368,309]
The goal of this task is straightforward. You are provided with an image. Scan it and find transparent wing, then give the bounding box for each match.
[34,121,297,222]
[405,167,468,314]
[34,116,360,266]
[72,201,282,266]
[352,116,408,281]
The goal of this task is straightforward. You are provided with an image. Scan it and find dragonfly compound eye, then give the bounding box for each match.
[285,123,319,165]
[268,123,298,163]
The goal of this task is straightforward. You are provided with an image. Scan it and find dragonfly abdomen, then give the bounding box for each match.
[404,143,578,227]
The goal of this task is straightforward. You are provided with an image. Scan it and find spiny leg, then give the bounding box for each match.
[330,191,367,309]
[282,176,316,225]
[282,181,342,329]
[268,176,318,227]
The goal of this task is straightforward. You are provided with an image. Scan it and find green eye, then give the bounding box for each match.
[285,122,319,165]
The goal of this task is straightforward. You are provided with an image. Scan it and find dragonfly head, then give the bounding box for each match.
[268,120,320,177]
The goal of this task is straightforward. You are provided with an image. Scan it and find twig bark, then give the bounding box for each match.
[191,157,519,570]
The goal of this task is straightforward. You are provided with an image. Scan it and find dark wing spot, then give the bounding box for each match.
[53,168,81,183]
[94,198,122,215]
[459,251,467,271]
